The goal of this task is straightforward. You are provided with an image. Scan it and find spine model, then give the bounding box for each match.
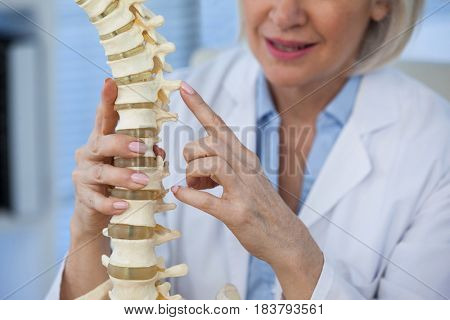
[76,0,187,300]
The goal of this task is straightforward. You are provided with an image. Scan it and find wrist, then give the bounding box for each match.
[68,220,110,265]
[69,214,108,247]
[271,235,324,299]
[63,219,110,300]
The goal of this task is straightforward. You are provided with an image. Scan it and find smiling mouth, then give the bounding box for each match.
[266,38,316,52]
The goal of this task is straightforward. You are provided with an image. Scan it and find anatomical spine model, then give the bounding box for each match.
[76,0,187,300]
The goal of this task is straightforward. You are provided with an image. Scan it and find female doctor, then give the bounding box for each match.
[51,0,450,300]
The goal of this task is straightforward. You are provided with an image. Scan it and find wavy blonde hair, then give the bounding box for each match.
[239,0,425,74]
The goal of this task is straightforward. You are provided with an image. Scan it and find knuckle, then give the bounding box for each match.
[71,169,81,183]
[211,113,224,128]
[89,194,108,214]
[89,135,102,157]
[251,153,261,167]
[233,206,251,225]
[74,148,84,164]
[85,193,96,210]
[183,143,193,161]
[99,201,112,214]
[201,196,215,211]
[93,163,106,184]
[186,162,196,177]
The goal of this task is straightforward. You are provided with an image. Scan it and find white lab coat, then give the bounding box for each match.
[47,46,450,300]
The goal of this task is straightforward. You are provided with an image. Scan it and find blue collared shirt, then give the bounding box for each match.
[246,73,361,300]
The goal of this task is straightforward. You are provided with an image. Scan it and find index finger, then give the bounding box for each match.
[180,82,238,143]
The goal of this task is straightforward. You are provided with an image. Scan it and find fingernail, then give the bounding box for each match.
[131,173,149,185]
[129,141,147,153]
[171,185,180,194]
[181,82,195,95]
[113,201,129,210]
[153,145,166,159]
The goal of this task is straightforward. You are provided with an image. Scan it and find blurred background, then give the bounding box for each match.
[0,0,448,299]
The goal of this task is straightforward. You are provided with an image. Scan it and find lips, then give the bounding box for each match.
[265,37,316,60]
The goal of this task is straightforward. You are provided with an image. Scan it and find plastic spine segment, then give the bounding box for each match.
[76,0,187,300]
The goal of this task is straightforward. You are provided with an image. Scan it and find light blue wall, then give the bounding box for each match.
[402,0,450,63]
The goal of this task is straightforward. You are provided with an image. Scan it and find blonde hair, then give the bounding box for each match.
[239,0,425,74]
[356,0,424,74]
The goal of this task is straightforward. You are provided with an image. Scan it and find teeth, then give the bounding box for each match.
[273,42,305,52]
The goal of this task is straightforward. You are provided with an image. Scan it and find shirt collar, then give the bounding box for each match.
[256,72,277,123]
[322,76,361,126]
[256,72,361,126]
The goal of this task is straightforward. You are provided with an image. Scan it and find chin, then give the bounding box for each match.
[263,65,312,88]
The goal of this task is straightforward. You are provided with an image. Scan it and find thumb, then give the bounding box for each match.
[101,78,119,135]
[171,185,227,222]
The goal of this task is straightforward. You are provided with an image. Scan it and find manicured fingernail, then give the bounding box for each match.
[131,173,149,185]
[171,185,180,193]
[153,145,166,159]
[129,141,147,153]
[181,82,195,95]
[113,201,129,210]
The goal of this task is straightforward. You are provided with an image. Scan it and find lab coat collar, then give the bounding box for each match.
[223,46,260,109]
[352,69,399,135]
[299,69,399,227]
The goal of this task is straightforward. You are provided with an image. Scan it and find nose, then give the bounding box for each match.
[269,0,307,30]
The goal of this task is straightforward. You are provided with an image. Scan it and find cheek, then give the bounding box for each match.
[315,6,371,64]
[242,1,271,51]
[243,8,263,44]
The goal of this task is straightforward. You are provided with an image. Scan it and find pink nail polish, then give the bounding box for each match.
[171,185,180,193]
[129,141,147,153]
[113,201,129,210]
[131,173,149,185]
[181,82,195,95]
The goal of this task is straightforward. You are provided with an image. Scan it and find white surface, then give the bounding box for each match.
[12,300,448,319]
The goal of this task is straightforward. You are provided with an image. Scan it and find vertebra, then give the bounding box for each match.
[76,0,187,300]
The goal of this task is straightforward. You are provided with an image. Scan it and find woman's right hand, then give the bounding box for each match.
[70,78,159,240]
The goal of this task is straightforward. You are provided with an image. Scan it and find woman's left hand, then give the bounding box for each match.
[172,82,324,299]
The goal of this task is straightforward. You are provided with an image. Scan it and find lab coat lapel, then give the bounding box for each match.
[299,121,371,227]
[299,70,398,227]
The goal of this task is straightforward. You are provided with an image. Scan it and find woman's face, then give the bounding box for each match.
[242,0,389,87]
